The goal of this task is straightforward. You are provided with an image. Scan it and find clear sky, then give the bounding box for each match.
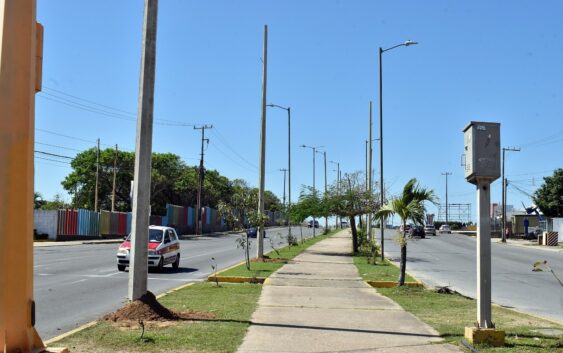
[35,0,563,222]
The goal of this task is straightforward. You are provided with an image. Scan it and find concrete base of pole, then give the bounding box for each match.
[464,327,505,347]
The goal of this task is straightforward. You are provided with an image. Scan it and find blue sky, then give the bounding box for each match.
[35,1,563,222]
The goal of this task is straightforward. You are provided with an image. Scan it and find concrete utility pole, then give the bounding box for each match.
[368,101,373,242]
[257,24,268,259]
[128,0,158,301]
[95,138,100,212]
[194,125,212,235]
[112,144,118,212]
[501,147,520,243]
[0,1,46,351]
[441,172,452,224]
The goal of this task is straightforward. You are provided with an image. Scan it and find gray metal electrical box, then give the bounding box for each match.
[463,121,501,184]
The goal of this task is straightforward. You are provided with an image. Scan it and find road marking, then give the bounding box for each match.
[38,273,51,276]
[84,272,121,278]
[67,279,88,285]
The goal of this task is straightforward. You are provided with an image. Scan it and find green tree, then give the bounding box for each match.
[40,193,71,210]
[34,192,46,209]
[375,178,436,286]
[533,168,563,217]
[325,171,375,253]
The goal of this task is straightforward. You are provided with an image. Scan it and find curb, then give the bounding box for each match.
[44,320,98,346]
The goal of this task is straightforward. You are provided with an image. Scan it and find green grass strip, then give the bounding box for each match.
[219,228,341,278]
[353,255,415,283]
[378,285,563,352]
[54,283,262,353]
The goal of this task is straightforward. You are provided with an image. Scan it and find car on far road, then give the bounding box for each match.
[340,220,349,227]
[399,224,413,234]
[411,225,425,238]
[117,226,181,272]
[246,227,257,238]
[424,225,436,236]
[308,220,320,228]
[439,224,452,234]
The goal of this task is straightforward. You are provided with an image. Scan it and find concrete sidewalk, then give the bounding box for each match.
[237,230,461,353]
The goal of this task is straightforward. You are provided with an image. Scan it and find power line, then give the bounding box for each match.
[34,150,73,159]
[35,141,82,152]
[210,128,258,170]
[41,87,198,127]
[36,128,97,144]
[34,156,71,164]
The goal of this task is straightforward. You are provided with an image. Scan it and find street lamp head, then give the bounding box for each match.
[404,40,418,47]
[300,144,307,148]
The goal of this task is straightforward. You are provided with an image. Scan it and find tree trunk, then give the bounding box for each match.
[398,243,407,286]
[350,215,358,253]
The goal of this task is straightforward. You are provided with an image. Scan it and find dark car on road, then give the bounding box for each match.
[410,225,425,238]
[308,220,320,228]
[246,227,257,238]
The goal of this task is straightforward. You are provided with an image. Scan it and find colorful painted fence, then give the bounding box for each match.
[56,208,99,237]
[100,210,131,237]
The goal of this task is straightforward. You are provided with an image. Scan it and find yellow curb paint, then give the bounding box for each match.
[44,320,98,346]
[366,280,423,288]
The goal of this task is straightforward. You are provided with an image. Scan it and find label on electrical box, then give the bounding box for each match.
[477,125,486,131]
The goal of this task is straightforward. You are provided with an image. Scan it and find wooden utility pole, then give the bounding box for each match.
[128,0,158,301]
[112,144,118,212]
[0,0,46,351]
[257,24,268,259]
[194,125,212,235]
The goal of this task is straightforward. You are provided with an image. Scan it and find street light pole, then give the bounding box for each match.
[378,40,418,261]
[279,168,288,208]
[316,150,328,230]
[442,172,452,224]
[330,160,340,228]
[501,147,520,242]
[301,144,322,236]
[267,103,291,236]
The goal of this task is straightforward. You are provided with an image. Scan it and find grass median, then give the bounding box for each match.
[52,228,343,353]
[217,228,340,278]
[353,257,563,352]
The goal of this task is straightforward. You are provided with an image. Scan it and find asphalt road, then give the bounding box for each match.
[34,226,317,340]
[380,229,563,323]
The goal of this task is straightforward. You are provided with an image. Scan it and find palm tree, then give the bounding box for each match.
[375,178,436,286]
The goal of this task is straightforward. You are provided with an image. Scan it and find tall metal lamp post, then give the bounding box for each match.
[378,40,418,261]
[267,103,291,237]
[330,160,340,228]
[301,144,323,236]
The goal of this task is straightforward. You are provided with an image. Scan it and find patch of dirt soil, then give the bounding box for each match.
[103,291,215,323]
